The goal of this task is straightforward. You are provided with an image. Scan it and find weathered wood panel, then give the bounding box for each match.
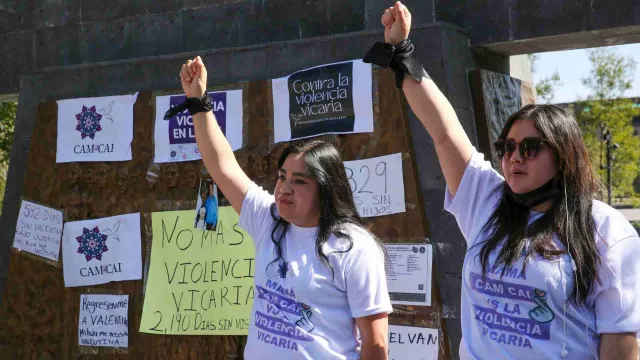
[0,70,450,359]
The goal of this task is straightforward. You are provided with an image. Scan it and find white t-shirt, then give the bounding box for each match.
[445,150,640,359]
[239,184,393,360]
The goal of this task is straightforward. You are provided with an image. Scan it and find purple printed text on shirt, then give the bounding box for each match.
[470,272,537,302]
[254,311,313,342]
[473,305,551,340]
[256,286,302,316]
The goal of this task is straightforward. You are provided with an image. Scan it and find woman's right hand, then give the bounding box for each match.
[382,1,411,46]
[179,56,207,98]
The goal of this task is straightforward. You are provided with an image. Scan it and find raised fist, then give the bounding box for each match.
[382,1,412,45]
[179,56,207,98]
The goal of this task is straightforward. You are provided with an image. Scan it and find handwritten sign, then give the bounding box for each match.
[62,213,142,287]
[389,325,439,360]
[13,200,63,261]
[343,153,405,218]
[272,60,373,142]
[79,294,129,348]
[153,90,243,163]
[385,244,432,306]
[140,207,255,335]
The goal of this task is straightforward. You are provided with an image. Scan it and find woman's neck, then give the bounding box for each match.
[290,217,319,228]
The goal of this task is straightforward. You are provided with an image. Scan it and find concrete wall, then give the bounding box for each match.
[435,0,640,54]
[0,0,436,95]
[2,0,640,95]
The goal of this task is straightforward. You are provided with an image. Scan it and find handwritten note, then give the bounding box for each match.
[389,325,439,360]
[343,153,405,218]
[13,200,63,261]
[140,207,255,335]
[79,294,129,348]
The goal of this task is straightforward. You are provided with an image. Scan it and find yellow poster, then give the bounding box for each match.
[140,207,255,335]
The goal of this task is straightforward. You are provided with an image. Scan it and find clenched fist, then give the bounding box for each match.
[382,1,411,45]
[179,56,208,98]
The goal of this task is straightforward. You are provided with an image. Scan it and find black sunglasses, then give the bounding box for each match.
[493,137,549,160]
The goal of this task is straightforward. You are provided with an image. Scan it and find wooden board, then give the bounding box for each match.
[0,70,451,359]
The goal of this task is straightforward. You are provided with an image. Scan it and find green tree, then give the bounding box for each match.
[528,54,564,104]
[582,48,637,100]
[0,102,17,213]
[576,47,639,202]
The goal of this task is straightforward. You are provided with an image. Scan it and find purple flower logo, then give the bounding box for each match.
[76,226,109,261]
[75,105,103,139]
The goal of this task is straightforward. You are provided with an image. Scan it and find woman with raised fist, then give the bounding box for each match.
[177,52,392,358]
[364,2,640,359]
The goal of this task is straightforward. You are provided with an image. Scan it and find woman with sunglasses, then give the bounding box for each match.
[365,2,640,359]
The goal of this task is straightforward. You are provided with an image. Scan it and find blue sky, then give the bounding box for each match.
[533,43,640,104]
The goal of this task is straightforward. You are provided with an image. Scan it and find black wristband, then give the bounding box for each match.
[363,39,430,88]
[163,93,213,120]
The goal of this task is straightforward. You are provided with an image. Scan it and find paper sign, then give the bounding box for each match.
[385,244,432,306]
[62,213,142,287]
[388,325,439,360]
[13,200,63,261]
[154,90,243,163]
[56,94,137,163]
[344,153,405,218]
[272,60,373,143]
[79,294,129,348]
[140,207,255,335]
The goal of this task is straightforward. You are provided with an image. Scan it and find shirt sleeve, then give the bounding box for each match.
[344,232,393,318]
[444,149,504,246]
[592,235,640,334]
[238,183,276,248]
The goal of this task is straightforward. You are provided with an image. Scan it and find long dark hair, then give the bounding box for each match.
[267,140,379,279]
[478,104,602,304]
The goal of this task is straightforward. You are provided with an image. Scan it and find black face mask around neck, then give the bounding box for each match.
[505,177,561,208]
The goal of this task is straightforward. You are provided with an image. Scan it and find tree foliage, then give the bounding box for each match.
[536,71,563,104]
[0,102,16,165]
[0,102,16,213]
[582,48,637,100]
[528,54,564,104]
[576,99,640,198]
[576,47,639,200]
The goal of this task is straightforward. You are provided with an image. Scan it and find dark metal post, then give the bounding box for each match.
[606,137,612,205]
[599,129,618,206]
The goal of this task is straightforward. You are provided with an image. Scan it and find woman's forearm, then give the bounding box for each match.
[193,106,250,214]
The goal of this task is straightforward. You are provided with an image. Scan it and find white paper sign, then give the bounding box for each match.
[62,213,142,287]
[343,153,405,218]
[385,244,432,306]
[56,94,137,163]
[13,200,63,261]
[388,325,439,360]
[272,60,373,143]
[154,90,243,163]
[79,294,129,348]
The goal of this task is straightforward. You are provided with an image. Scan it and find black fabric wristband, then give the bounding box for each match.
[163,93,213,120]
[363,39,430,88]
